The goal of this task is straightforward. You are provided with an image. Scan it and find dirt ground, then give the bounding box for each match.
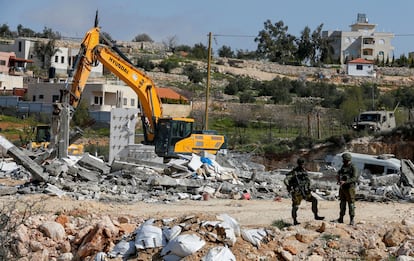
[5,193,413,227]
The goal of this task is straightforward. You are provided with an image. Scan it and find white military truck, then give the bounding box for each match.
[352,110,396,132]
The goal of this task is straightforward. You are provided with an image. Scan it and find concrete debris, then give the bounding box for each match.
[0,133,413,204]
[0,184,18,195]
[400,159,414,187]
[0,135,49,182]
[78,153,111,174]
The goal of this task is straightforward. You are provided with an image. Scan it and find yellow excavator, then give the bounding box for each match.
[50,13,225,159]
[30,124,84,156]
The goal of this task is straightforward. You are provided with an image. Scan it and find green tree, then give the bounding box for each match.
[255,20,297,63]
[218,45,235,58]
[393,86,414,109]
[236,49,258,60]
[72,101,93,127]
[339,86,365,124]
[224,76,253,95]
[295,26,313,64]
[190,43,208,59]
[311,24,332,65]
[239,91,256,103]
[183,64,204,83]
[270,86,292,104]
[40,27,61,39]
[132,33,153,42]
[159,58,179,73]
[135,57,155,71]
[174,45,192,53]
[0,24,13,38]
[17,24,36,37]
[34,39,59,69]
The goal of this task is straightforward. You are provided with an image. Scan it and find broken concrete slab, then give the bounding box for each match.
[78,153,111,174]
[0,135,48,182]
[148,175,208,188]
[0,185,18,195]
[400,159,414,187]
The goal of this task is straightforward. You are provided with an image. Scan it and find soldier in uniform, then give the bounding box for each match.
[284,158,325,225]
[337,152,359,225]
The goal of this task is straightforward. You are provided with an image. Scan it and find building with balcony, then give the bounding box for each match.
[0,38,103,79]
[322,13,394,64]
[24,81,191,122]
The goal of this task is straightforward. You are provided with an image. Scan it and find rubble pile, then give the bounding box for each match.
[6,210,414,260]
[0,138,414,259]
[0,149,413,203]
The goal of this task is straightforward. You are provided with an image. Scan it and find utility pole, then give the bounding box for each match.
[204,32,212,130]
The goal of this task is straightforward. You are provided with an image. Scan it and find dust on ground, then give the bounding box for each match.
[4,193,412,228]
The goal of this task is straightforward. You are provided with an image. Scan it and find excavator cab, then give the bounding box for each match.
[154,118,193,158]
[154,117,226,159]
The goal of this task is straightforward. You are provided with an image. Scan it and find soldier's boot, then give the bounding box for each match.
[292,206,300,225]
[315,215,325,220]
[349,203,356,225]
[337,201,346,223]
[349,216,355,225]
[312,198,325,220]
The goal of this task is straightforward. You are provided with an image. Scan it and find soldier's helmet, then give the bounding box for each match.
[297,158,305,165]
[342,153,352,161]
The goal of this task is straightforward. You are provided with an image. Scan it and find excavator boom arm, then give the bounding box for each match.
[69,27,162,142]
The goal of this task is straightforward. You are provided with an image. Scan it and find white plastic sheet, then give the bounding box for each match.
[217,213,241,237]
[161,234,205,258]
[241,228,267,248]
[108,239,135,258]
[135,222,164,249]
[202,246,236,261]
[163,225,182,241]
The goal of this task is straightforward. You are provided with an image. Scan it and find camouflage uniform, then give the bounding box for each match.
[284,158,324,225]
[337,153,359,225]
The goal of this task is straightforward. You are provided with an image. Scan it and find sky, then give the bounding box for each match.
[1,0,413,57]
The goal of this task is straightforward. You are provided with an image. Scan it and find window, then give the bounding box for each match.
[130,99,135,107]
[356,64,363,70]
[123,98,127,106]
[39,95,44,100]
[364,164,384,175]
[18,41,22,52]
[0,60,5,66]
[61,56,64,63]
[94,96,103,105]
[55,56,58,63]
[52,95,59,102]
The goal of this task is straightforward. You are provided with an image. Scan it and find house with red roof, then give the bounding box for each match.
[155,87,189,104]
[155,87,192,118]
[347,58,376,77]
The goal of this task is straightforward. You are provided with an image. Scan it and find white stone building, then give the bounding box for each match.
[322,13,394,64]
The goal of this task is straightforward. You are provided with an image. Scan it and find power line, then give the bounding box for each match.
[394,34,414,37]
[212,34,256,38]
